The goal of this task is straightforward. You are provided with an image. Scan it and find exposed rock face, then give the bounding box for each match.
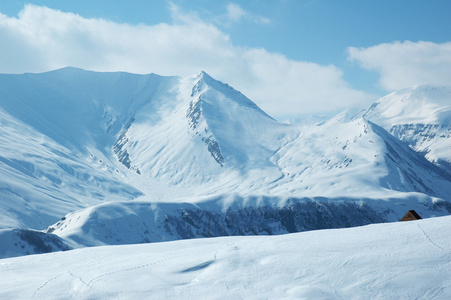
[113,118,141,174]
[186,96,224,166]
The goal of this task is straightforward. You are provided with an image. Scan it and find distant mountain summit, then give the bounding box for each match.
[359,84,451,126]
[113,69,287,186]
[357,84,451,173]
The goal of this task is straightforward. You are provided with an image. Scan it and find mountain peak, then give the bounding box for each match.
[43,66,90,76]
[194,70,219,89]
[189,71,274,121]
[358,84,451,126]
[196,70,210,78]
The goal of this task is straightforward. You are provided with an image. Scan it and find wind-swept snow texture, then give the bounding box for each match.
[1,215,450,299]
[358,84,451,173]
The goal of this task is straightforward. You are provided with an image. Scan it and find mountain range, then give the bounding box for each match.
[0,67,450,257]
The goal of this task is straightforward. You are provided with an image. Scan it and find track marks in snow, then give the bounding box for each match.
[33,254,181,298]
[67,270,94,290]
[87,254,179,287]
[33,273,65,298]
[416,222,449,255]
[32,256,113,298]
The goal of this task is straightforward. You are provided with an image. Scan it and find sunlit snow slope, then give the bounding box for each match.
[0,68,170,229]
[0,105,141,229]
[358,84,451,172]
[1,215,450,299]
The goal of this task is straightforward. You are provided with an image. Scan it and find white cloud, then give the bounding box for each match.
[0,4,372,118]
[226,3,246,22]
[348,41,451,91]
[225,3,270,25]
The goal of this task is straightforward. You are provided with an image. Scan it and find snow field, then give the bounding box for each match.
[1,215,450,299]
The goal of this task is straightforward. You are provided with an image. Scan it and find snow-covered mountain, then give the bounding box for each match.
[42,114,451,249]
[113,70,290,186]
[0,68,450,256]
[357,84,451,173]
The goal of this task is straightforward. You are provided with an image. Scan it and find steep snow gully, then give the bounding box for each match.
[0,68,450,257]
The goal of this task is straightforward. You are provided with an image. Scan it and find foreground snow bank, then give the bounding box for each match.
[1,215,450,299]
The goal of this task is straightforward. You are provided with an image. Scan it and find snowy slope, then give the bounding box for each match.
[267,116,451,199]
[0,106,141,229]
[2,215,450,299]
[44,193,450,249]
[358,85,451,172]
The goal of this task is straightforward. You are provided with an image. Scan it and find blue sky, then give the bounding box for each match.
[1,0,450,119]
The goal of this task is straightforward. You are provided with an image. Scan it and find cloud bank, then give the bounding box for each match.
[348,41,451,91]
[0,4,372,118]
